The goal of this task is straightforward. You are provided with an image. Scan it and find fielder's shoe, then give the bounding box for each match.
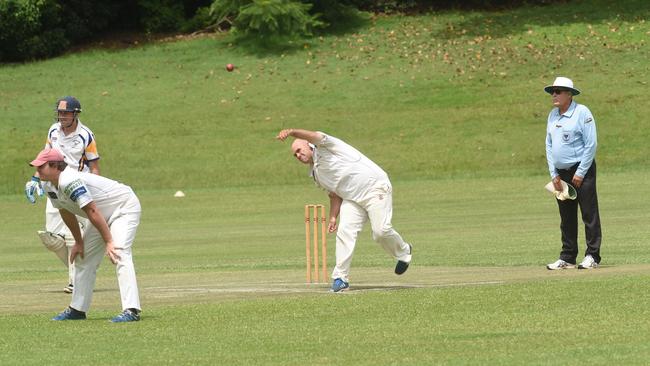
[546,259,575,270]
[330,278,349,293]
[111,309,141,323]
[52,307,86,321]
[63,283,73,294]
[578,255,599,269]
[395,244,412,275]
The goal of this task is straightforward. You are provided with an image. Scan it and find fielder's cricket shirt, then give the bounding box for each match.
[44,167,138,221]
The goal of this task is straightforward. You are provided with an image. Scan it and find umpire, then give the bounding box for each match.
[544,77,602,270]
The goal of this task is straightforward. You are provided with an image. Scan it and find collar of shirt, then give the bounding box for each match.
[558,100,577,118]
[57,120,83,136]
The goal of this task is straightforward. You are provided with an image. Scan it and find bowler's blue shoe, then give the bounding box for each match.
[111,309,140,323]
[330,278,349,293]
[52,307,86,321]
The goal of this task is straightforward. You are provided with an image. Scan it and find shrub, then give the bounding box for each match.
[209,0,324,41]
[0,0,210,62]
[138,0,187,33]
[239,0,323,38]
[306,0,369,32]
[182,6,216,32]
[0,0,68,62]
[58,0,120,41]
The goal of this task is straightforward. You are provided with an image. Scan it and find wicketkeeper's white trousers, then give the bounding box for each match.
[331,183,411,282]
[70,194,142,313]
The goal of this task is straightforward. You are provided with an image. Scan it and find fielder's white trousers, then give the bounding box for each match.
[331,184,411,282]
[46,198,87,285]
[70,194,142,313]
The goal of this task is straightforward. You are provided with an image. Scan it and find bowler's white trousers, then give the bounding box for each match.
[331,183,411,282]
[70,194,142,313]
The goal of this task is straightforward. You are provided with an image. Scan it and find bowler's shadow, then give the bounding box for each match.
[346,284,424,292]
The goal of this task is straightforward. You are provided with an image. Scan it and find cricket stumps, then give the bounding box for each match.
[305,204,327,283]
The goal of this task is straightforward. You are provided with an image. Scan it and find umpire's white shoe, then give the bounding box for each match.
[546,259,575,270]
[578,255,598,269]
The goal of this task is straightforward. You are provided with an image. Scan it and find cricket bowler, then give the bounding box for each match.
[277,129,413,292]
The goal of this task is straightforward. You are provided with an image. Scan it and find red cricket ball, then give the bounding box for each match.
[226,63,235,72]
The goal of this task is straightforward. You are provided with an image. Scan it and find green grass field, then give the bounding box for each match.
[2,0,650,364]
[2,175,650,365]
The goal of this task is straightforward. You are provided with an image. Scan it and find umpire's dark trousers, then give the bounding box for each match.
[556,161,602,264]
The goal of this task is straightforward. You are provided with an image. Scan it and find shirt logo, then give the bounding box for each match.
[585,117,593,123]
[64,179,84,196]
[562,133,570,142]
[69,186,87,202]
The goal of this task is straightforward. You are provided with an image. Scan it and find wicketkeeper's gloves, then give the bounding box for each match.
[25,176,44,203]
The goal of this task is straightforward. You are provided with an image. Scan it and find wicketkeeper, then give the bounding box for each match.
[25,96,100,293]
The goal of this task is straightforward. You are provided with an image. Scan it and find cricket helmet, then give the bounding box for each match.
[55,96,82,113]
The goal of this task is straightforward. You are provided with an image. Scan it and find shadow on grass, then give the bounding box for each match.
[434,0,650,39]
[42,288,114,294]
[347,284,426,292]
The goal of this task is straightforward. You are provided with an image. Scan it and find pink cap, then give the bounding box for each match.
[29,148,65,167]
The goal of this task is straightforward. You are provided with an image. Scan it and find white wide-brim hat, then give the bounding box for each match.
[544,180,577,201]
[544,76,581,95]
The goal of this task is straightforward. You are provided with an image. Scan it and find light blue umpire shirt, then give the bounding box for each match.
[545,100,597,179]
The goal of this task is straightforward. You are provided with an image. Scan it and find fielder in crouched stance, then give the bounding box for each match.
[29,148,142,322]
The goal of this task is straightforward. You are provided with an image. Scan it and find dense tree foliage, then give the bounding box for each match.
[0,0,211,62]
[0,0,566,62]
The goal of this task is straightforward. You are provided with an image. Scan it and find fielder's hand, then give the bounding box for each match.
[70,243,84,264]
[105,240,121,265]
[276,129,293,141]
[25,176,44,204]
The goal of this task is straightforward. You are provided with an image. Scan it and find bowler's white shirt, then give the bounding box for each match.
[44,167,137,221]
[311,132,390,202]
